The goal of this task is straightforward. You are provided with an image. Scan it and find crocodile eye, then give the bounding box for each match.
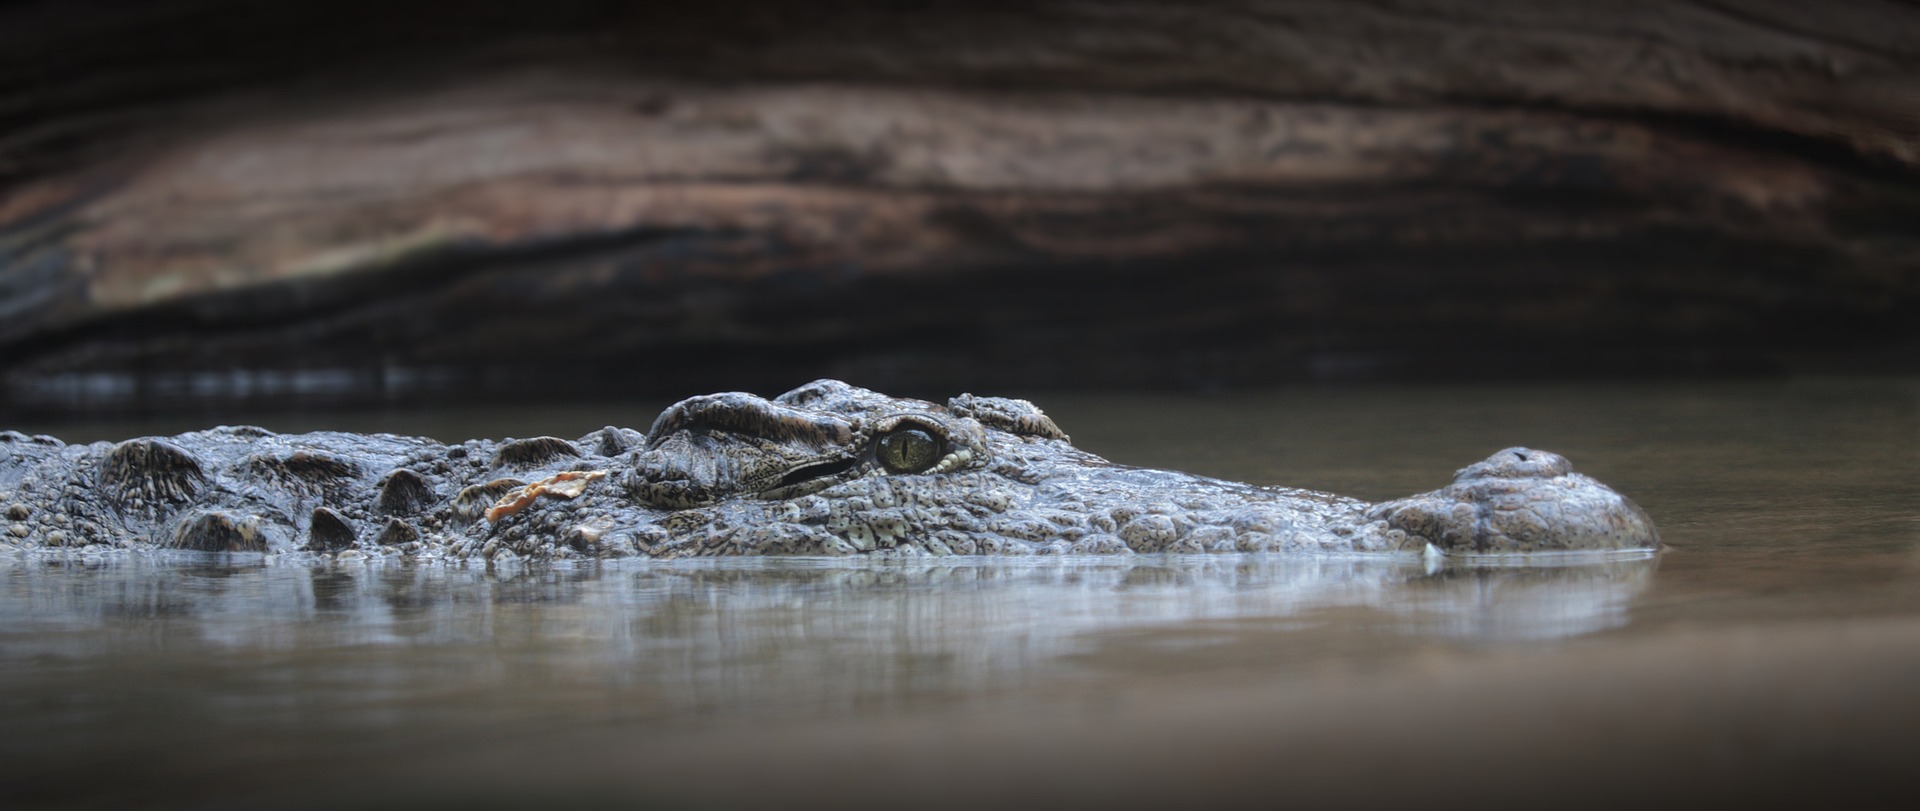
[876,426,943,474]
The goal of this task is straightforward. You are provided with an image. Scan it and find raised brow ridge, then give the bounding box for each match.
[645,392,857,447]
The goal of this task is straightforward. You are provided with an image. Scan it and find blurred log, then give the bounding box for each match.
[1,0,1917,407]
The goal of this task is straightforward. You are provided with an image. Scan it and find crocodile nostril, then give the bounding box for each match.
[1514,451,1529,461]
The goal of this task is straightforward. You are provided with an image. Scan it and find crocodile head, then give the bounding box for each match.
[623,379,1028,511]
[1,379,1657,559]
[505,379,1658,558]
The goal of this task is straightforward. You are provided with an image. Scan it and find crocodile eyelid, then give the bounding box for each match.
[869,413,950,438]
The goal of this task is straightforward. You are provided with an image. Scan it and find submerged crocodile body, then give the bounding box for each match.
[0,380,1657,560]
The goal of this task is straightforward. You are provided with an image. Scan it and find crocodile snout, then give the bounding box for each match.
[1370,447,1658,553]
[1454,447,1573,481]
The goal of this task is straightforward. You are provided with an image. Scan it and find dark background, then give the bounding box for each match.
[2,0,1917,415]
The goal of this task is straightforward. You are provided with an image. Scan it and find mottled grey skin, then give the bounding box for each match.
[0,380,1657,560]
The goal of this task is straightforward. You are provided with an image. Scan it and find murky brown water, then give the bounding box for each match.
[3,379,1918,809]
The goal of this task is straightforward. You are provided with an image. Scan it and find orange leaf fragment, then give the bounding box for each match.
[485,470,608,522]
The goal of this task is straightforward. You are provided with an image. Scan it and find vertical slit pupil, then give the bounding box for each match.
[878,427,942,474]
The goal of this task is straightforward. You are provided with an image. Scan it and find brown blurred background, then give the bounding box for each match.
[2,0,1917,414]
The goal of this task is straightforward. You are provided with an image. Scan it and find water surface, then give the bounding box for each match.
[3,379,1917,808]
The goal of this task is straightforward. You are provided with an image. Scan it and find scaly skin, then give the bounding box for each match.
[0,380,1657,560]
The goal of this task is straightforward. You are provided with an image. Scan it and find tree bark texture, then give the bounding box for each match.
[2,0,1917,408]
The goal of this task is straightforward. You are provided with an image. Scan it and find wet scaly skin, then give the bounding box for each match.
[0,380,1657,560]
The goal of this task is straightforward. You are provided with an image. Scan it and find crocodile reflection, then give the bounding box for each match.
[0,555,1657,708]
[0,380,1657,559]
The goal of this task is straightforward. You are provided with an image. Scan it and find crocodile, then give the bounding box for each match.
[0,379,1657,560]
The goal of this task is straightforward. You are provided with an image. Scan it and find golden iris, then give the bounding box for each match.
[876,427,942,474]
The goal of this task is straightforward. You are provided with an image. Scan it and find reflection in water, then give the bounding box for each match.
[8,380,1920,806]
[1398,555,1655,640]
[0,553,1654,718]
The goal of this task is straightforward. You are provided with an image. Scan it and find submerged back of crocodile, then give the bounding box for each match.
[0,379,1654,559]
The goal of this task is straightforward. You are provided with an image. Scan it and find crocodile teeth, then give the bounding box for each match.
[374,469,435,516]
[99,439,206,518]
[169,510,265,552]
